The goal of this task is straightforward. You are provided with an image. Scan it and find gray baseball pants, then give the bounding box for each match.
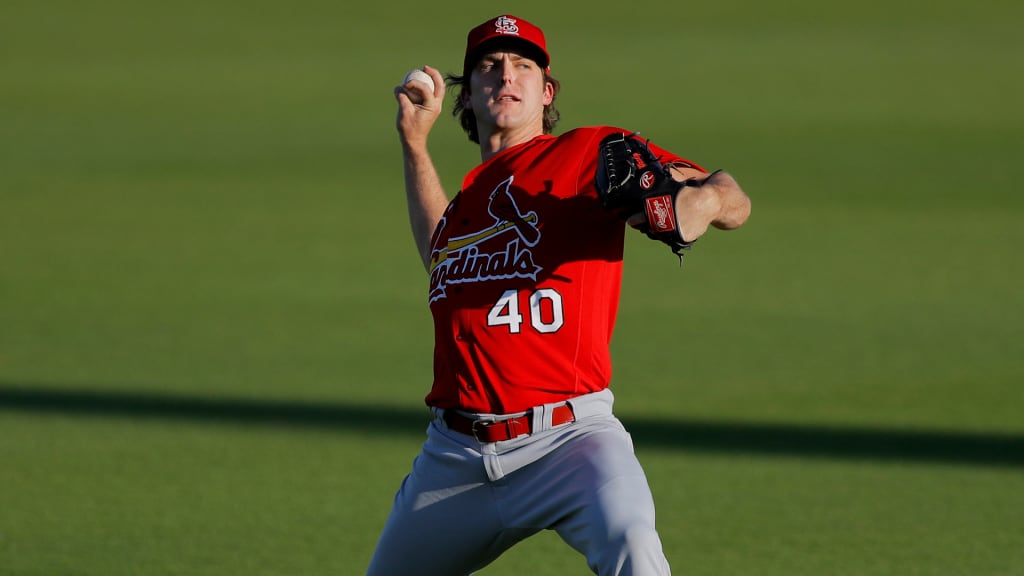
[365,389,671,575]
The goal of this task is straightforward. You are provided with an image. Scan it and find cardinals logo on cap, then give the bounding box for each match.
[493,16,520,35]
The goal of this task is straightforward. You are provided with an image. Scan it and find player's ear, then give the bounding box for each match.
[542,81,554,106]
[461,89,473,111]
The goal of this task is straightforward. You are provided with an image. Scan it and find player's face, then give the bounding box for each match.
[468,51,553,137]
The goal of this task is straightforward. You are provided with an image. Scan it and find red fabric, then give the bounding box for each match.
[425,126,703,414]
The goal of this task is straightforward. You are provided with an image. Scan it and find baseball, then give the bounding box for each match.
[403,69,435,103]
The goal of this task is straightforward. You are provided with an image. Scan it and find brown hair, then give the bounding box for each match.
[445,71,561,144]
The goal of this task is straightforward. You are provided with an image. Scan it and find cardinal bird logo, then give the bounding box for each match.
[487,177,540,246]
[428,176,543,303]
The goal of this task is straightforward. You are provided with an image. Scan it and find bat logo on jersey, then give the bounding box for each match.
[429,176,543,303]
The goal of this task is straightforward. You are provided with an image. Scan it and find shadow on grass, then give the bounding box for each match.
[2,383,1021,468]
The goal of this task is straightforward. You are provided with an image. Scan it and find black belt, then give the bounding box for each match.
[443,403,576,442]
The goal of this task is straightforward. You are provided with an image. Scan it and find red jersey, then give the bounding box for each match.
[425,126,704,414]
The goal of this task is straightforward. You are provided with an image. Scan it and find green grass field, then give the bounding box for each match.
[2,0,1023,574]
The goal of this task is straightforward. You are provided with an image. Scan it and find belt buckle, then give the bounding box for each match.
[471,416,528,442]
[470,418,493,442]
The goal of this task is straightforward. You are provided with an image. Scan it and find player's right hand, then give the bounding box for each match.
[394,66,445,149]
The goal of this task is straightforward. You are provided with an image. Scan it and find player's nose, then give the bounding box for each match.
[500,57,516,83]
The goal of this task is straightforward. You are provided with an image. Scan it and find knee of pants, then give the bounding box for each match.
[590,524,670,576]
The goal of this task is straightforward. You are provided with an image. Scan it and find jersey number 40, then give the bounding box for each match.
[487,289,564,334]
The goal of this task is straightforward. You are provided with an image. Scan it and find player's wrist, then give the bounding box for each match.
[400,136,432,157]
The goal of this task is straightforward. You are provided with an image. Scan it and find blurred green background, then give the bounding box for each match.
[2,0,1022,574]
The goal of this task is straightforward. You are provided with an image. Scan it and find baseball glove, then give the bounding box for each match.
[595,132,700,258]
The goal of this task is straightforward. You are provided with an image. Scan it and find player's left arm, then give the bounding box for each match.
[666,167,751,242]
[597,131,750,255]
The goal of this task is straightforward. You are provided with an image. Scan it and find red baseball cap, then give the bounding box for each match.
[464,15,551,75]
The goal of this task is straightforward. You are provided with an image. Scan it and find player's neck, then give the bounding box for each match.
[478,125,544,162]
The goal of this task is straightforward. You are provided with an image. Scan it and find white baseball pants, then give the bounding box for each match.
[365,389,671,575]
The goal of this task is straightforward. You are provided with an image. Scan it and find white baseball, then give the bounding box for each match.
[403,69,435,103]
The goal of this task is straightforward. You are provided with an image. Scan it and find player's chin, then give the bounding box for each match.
[489,114,520,131]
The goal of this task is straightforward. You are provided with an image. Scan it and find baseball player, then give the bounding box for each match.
[369,14,751,575]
